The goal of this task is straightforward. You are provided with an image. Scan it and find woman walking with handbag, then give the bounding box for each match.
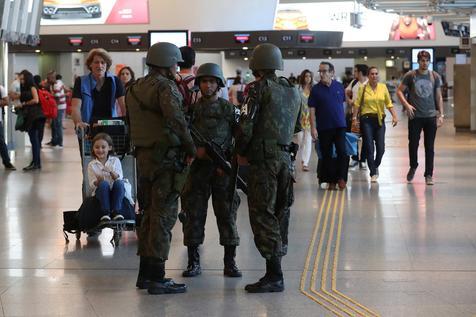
[11,70,46,171]
[353,66,398,183]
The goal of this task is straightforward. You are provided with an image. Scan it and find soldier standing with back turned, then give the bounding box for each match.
[126,42,196,295]
[181,63,242,278]
[236,43,301,293]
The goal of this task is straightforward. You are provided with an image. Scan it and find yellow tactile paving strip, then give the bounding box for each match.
[300,189,381,317]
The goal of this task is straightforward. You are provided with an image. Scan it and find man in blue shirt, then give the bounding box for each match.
[308,62,348,190]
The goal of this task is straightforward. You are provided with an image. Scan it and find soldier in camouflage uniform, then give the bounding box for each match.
[126,42,196,295]
[235,43,302,293]
[181,63,242,278]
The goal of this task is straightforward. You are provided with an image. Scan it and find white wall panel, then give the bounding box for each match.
[10,53,39,75]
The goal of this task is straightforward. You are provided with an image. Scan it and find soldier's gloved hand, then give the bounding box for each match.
[196,147,207,159]
[237,154,249,166]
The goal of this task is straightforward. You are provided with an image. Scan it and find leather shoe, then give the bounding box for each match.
[23,164,41,171]
[245,276,284,293]
[148,279,187,295]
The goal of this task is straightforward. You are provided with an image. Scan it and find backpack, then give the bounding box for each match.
[176,75,196,111]
[38,88,57,119]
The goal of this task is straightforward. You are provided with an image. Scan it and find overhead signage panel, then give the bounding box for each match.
[190,30,342,50]
[9,33,149,52]
[274,2,436,42]
[41,0,149,25]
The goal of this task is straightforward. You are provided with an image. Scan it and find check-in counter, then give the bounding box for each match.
[453,64,471,130]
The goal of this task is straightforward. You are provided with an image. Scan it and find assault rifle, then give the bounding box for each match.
[189,125,247,195]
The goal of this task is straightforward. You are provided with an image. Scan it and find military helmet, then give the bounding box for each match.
[146,42,184,68]
[195,63,226,87]
[249,43,283,71]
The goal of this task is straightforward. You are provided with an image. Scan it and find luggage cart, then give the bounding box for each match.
[63,123,138,247]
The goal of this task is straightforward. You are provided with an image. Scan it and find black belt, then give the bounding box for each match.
[361,113,379,118]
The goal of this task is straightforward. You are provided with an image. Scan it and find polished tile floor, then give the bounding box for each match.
[1,114,476,317]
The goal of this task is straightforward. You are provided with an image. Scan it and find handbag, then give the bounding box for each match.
[350,84,366,135]
[14,108,27,131]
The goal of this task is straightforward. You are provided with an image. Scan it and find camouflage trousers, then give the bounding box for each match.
[181,159,240,247]
[247,152,295,259]
[136,148,187,261]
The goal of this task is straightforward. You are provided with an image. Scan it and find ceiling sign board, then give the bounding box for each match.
[9,33,149,52]
[191,30,342,50]
[41,0,149,25]
[274,2,436,41]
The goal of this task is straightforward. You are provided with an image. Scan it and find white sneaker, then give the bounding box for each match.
[113,214,124,221]
[100,215,111,222]
[370,175,378,183]
[425,176,434,185]
[359,162,367,170]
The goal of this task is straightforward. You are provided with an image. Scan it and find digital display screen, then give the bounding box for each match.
[41,0,149,25]
[299,34,314,43]
[274,3,436,42]
[127,36,142,46]
[234,34,250,44]
[68,36,83,46]
[149,31,188,48]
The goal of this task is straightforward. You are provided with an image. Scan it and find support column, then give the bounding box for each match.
[470,14,476,132]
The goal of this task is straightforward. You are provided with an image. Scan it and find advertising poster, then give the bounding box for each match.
[274,2,435,42]
[41,0,149,25]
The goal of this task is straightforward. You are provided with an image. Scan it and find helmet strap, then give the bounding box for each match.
[201,87,220,101]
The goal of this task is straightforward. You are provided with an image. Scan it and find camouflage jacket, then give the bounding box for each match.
[236,74,302,160]
[126,71,196,157]
[191,97,238,154]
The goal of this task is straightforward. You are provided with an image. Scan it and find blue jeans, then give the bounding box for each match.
[27,119,44,167]
[51,109,65,146]
[0,121,11,165]
[95,179,125,215]
[361,116,386,177]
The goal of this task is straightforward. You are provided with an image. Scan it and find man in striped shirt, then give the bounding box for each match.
[46,71,67,148]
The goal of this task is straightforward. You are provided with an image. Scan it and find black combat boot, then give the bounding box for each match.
[223,246,242,277]
[147,259,187,295]
[136,256,150,289]
[244,257,284,293]
[182,246,202,277]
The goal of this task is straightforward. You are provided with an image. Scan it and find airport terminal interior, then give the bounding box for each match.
[1,0,476,316]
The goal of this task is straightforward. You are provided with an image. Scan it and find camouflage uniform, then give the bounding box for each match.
[127,71,196,260]
[182,97,240,247]
[236,74,301,260]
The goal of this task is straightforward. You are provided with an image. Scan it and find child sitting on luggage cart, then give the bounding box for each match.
[87,132,132,223]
